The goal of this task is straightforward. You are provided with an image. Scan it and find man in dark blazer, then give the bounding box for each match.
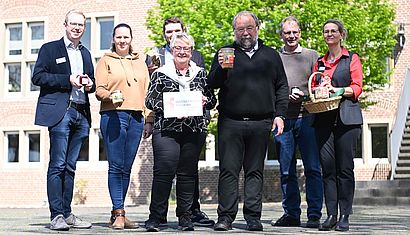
[145,16,214,227]
[32,9,95,231]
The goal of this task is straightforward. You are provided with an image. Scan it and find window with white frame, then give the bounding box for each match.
[98,17,114,51]
[29,22,44,55]
[5,132,19,163]
[7,23,23,56]
[3,20,44,96]
[80,15,115,60]
[27,132,40,162]
[3,131,41,165]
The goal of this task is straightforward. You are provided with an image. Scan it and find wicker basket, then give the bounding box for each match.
[303,72,342,113]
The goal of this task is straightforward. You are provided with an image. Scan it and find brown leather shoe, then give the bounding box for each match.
[110,209,125,230]
[109,210,139,229]
[124,216,139,229]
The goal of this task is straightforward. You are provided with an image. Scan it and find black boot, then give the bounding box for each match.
[335,215,349,231]
[318,215,337,231]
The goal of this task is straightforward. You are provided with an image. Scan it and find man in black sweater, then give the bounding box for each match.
[208,11,288,232]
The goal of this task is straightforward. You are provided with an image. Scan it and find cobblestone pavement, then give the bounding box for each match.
[0,203,409,234]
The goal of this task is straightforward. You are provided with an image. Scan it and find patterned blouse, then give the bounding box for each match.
[145,62,216,132]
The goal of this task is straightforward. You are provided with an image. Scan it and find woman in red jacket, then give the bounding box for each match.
[312,19,363,232]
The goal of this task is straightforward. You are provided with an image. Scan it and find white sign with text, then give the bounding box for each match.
[163,91,203,118]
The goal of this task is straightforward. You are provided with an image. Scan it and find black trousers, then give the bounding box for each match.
[149,129,206,219]
[217,116,272,222]
[315,123,361,216]
[191,170,201,211]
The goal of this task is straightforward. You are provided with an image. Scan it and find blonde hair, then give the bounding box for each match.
[65,9,86,24]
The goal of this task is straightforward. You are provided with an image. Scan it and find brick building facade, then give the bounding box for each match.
[0,0,408,207]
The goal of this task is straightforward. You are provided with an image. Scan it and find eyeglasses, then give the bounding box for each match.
[173,46,192,52]
[67,22,85,28]
[283,30,300,36]
[323,29,339,35]
[235,25,256,34]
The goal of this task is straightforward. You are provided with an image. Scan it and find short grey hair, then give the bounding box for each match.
[232,11,260,30]
[169,32,195,49]
[279,16,300,34]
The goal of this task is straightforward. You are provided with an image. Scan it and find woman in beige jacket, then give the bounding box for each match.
[95,23,153,230]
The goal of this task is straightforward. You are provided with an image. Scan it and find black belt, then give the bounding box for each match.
[69,101,87,111]
[221,113,273,121]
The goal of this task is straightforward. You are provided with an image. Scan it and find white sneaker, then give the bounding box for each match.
[65,213,92,229]
[50,214,70,231]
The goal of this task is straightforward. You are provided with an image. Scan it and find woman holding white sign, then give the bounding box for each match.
[145,32,216,232]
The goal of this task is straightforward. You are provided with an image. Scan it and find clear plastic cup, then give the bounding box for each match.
[220,48,235,68]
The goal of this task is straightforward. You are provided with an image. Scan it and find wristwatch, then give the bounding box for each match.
[276,116,286,121]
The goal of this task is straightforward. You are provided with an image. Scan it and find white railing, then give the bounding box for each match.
[390,69,410,180]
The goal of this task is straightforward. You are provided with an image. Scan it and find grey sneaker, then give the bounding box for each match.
[65,213,92,229]
[50,214,70,231]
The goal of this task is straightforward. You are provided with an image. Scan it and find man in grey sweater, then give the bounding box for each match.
[271,16,323,229]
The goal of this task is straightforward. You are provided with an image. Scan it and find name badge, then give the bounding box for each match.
[56,57,66,64]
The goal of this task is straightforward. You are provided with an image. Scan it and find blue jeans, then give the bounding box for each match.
[100,111,144,210]
[274,115,323,219]
[47,107,90,220]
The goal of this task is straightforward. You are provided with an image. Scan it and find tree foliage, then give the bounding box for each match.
[146,0,397,92]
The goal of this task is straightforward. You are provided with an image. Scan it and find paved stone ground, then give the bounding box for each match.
[0,203,409,234]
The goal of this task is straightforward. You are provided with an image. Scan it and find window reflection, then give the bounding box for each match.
[28,133,40,162]
[81,18,91,50]
[29,22,44,54]
[28,62,40,91]
[98,17,114,51]
[6,63,21,92]
[7,133,19,162]
[8,23,22,55]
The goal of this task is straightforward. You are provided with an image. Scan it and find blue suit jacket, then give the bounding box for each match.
[32,37,96,127]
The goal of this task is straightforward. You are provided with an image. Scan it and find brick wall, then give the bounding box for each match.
[354,164,391,181]
[362,0,410,120]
